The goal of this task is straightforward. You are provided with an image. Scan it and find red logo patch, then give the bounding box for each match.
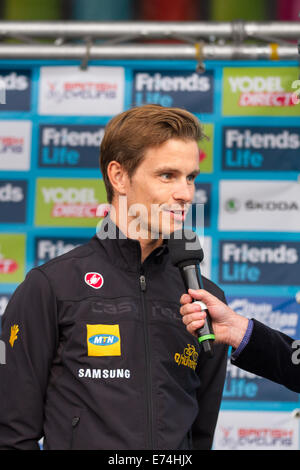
[84,272,104,289]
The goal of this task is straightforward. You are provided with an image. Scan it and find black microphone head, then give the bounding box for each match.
[167,229,204,267]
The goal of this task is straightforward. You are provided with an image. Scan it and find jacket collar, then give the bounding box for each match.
[91,216,169,272]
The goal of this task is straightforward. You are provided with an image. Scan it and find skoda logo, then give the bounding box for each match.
[225,198,240,213]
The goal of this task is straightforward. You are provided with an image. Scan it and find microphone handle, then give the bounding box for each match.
[179,263,215,357]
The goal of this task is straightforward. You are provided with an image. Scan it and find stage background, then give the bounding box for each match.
[0,59,300,450]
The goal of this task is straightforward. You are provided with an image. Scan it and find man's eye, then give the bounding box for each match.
[187,175,196,182]
[160,173,172,180]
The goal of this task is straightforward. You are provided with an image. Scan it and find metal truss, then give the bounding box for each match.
[0,21,299,68]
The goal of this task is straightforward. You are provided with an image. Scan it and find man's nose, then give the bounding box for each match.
[172,180,194,203]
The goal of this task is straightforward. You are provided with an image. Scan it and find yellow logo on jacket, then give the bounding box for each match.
[174,343,198,370]
[9,324,19,348]
[87,324,121,357]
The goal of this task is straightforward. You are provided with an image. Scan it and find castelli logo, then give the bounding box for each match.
[84,272,104,289]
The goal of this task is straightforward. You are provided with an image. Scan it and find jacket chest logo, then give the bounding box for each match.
[87,324,121,356]
[174,343,199,371]
[84,272,104,289]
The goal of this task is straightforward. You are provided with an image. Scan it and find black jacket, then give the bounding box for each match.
[233,318,300,393]
[0,230,227,450]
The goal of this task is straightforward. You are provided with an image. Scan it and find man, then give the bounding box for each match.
[180,288,300,393]
[0,105,227,450]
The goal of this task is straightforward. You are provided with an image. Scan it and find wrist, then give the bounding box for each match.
[227,314,249,349]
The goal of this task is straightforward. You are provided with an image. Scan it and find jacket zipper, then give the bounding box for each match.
[139,272,154,449]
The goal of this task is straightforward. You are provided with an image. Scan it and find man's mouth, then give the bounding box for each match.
[163,209,187,222]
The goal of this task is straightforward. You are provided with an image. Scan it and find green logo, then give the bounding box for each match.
[225,198,240,213]
[198,123,213,173]
[223,67,299,116]
[0,234,26,284]
[35,178,107,227]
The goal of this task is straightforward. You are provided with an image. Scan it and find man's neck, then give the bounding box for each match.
[109,204,163,263]
[139,237,163,263]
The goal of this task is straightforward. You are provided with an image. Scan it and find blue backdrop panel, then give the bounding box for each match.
[0,58,299,449]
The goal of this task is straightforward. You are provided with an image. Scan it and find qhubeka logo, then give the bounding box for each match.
[223,67,299,116]
[219,241,300,285]
[0,70,31,111]
[38,124,105,168]
[0,180,27,223]
[35,178,107,227]
[132,70,214,113]
[222,126,300,172]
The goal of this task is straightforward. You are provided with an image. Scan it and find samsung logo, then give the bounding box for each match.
[78,368,130,379]
[88,334,119,346]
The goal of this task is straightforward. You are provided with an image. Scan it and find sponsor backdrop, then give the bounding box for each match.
[0,60,299,450]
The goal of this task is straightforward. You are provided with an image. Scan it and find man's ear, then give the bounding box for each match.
[107,161,130,197]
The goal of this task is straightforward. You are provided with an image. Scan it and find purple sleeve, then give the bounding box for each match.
[231,319,254,361]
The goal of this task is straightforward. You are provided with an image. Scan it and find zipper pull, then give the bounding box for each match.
[139,274,146,292]
[72,416,80,427]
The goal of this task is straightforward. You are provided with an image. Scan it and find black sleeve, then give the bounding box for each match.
[0,268,58,450]
[191,289,228,450]
[232,318,300,393]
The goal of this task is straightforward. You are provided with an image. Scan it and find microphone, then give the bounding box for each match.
[168,229,215,357]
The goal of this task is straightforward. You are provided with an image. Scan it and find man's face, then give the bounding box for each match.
[122,138,199,239]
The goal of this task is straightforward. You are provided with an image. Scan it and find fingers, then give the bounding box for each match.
[181,311,206,327]
[184,317,206,337]
[180,300,204,317]
[188,288,218,306]
[179,293,193,305]
[186,321,205,337]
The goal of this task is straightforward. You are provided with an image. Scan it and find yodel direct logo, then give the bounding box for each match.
[223,67,299,116]
[35,178,107,227]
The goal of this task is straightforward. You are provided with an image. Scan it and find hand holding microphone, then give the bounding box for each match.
[180,288,249,350]
[168,229,215,357]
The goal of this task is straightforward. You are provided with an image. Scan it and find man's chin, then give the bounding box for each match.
[160,220,184,238]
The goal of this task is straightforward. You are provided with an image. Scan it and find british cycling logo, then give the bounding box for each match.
[45,80,118,104]
[84,272,104,289]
